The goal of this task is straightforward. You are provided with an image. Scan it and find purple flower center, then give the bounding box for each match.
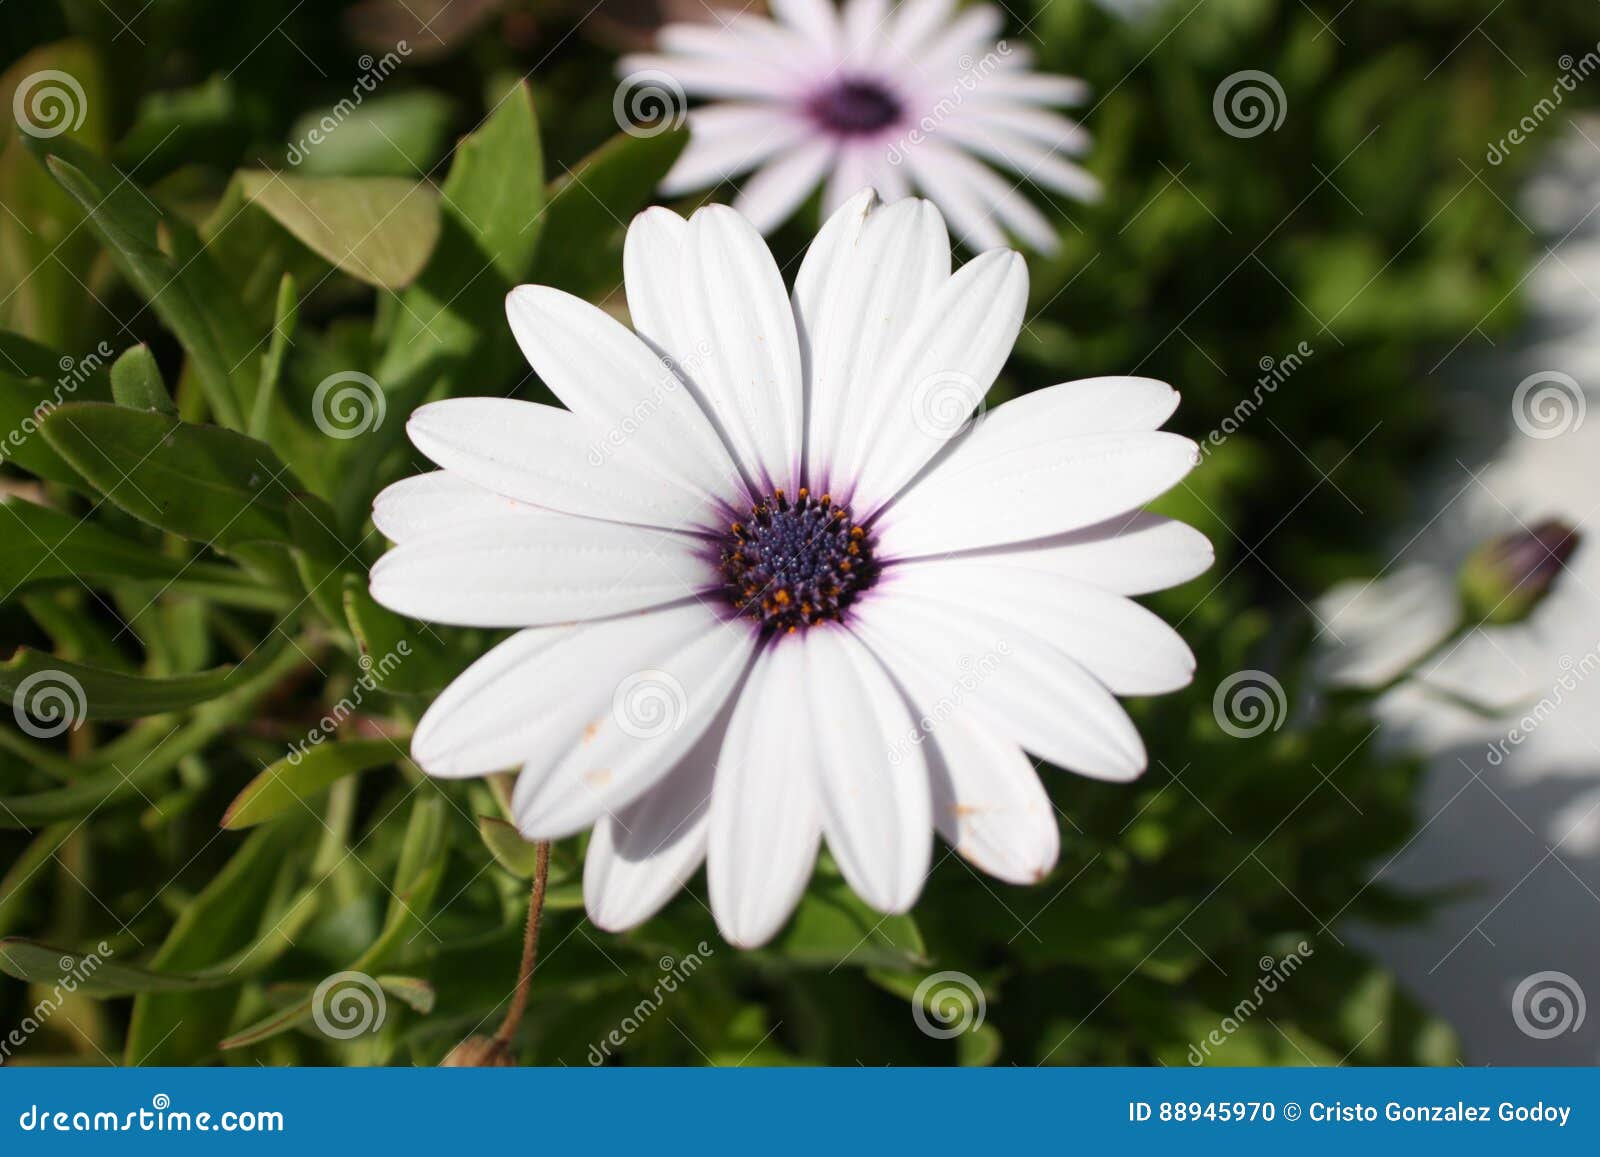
[805,78,903,137]
[721,488,879,633]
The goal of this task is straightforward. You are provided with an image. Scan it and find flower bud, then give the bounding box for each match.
[439,1036,518,1067]
[1458,519,1578,625]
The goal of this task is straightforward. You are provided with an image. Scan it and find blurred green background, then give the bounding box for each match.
[1,0,1596,1065]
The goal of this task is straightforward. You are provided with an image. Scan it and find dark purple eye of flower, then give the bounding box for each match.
[721,488,879,633]
[805,78,903,136]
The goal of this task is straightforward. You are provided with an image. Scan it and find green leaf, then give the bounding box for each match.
[126,817,313,1064]
[0,42,109,351]
[249,273,298,439]
[532,127,688,297]
[40,402,297,546]
[478,816,542,878]
[773,872,928,970]
[22,136,256,426]
[285,90,457,178]
[0,823,73,937]
[0,634,287,721]
[108,344,176,414]
[0,892,317,994]
[342,579,461,694]
[230,171,440,289]
[0,497,185,596]
[222,740,399,830]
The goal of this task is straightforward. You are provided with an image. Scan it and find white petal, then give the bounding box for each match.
[677,205,805,491]
[903,144,1009,253]
[919,5,1004,66]
[804,627,932,913]
[909,140,1058,253]
[369,516,708,627]
[770,0,842,51]
[660,105,813,195]
[410,605,709,776]
[854,596,1147,780]
[942,120,1101,201]
[1317,566,1460,689]
[884,560,1196,695]
[886,0,956,59]
[805,197,952,486]
[371,471,551,543]
[732,138,836,234]
[877,430,1200,557]
[967,512,1213,595]
[972,73,1089,107]
[623,206,691,361]
[841,0,892,66]
[794,187,878,391]
[924,711,1058,884]
[975,377,1178,447]
[514,622,754,839]
[584,726,717,931]
[406,398,714,531]
[823,147,876,215]
[844,248,1028,512]
[618,53,801,101]
[504,285,743,505]
[963,103,1091,152]
[708,640,822,947]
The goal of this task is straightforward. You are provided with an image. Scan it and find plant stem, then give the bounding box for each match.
[493,840,551,1049]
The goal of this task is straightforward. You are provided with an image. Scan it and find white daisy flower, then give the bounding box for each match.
[621,0,1099,252]
[370,192,1206,947]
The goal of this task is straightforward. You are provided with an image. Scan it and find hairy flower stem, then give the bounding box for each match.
[493,840,551,1050]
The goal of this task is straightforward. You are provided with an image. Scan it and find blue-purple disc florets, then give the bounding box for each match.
[721,488,879,633]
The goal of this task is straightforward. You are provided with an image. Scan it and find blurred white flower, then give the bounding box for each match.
[621,0,1099,251]
[371,192,1207,947]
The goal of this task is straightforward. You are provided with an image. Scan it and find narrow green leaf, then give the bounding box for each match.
[0,823,73,936]
[23,136,254,426]
[0,893,318,993]
[1,498,185,597]
[0,634,286,721]
[109,343,176,414]
[249,273,298,439]
[40,402,297,546]
[377,975,435,1014]
[231,171,440,289]
[342,578,461,694]
[126,817,313,1064]
[222,740,399,830]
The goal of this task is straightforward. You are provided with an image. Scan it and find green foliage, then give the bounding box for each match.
[1,0,1587,1067]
